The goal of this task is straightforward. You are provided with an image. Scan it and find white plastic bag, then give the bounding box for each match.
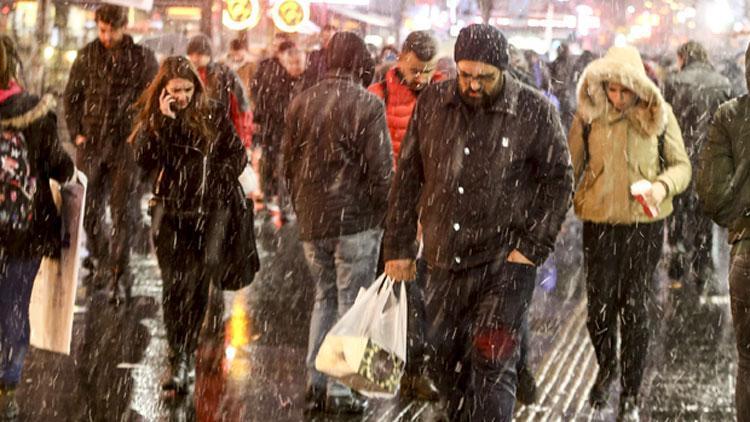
[29,170,87,355]
[315,274,408,399]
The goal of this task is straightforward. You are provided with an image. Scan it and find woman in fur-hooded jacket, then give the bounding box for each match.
[0,35,74,419]
[568,46,690,420]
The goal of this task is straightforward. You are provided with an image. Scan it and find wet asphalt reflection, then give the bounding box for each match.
[14,216,738,421]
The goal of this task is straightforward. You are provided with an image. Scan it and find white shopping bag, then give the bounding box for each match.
[29,170,87,355]
[315,274,408,399]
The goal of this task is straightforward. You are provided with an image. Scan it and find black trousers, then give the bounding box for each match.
[668,189,714,278]
[154,215,213,360]
[423,259,536,421]
[583,222,663,398]
[76,142,138,273]
[729,252,750,421]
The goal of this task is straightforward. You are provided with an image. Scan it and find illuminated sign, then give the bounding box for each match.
[223,0,261,30]
[271,0,310,32]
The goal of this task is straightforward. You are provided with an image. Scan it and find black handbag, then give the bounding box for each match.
[206,185,261,291]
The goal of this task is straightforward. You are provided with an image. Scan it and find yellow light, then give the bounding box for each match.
[222,0,261,30]
[43,46,54,61]
[167,6,201,19]
[64,50,77,63]
[271,0,310,33]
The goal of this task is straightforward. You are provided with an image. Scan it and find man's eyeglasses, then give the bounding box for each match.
[458,71,497,84]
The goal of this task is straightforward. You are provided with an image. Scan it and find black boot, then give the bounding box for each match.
[162,353,191,395]
[107,268,132,306]
[516,367,538,405]
[0,386,18,421]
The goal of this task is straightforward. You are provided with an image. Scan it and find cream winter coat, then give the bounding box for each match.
[569,46,691,224]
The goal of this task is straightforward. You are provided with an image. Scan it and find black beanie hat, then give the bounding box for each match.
[326,32,370,73]
[187,34,212,57]
[454,24,509,70]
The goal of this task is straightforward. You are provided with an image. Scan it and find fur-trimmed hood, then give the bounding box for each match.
[0,92,56,131]
[576,46,667,137]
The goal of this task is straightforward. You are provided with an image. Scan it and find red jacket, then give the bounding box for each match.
[368,67,443,162]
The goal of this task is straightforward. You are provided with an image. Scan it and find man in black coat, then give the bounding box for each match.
[252,40,307,222]
[282,32,391,415]
[383,24,573,421]
[664,40,732,293]
[63,4,158,304]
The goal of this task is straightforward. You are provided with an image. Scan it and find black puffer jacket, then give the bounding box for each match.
[282,74,393,241]
[63,35,158,154]
[1,92,75,258]
[664,61,732,166]
[383,76,573,270]
[132,105,247,213]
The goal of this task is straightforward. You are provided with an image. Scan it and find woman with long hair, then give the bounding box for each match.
[569,46,691,421]
[0,34,74,418]
[131,56,249,395]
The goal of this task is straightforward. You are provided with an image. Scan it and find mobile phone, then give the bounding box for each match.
[169,101,178,113]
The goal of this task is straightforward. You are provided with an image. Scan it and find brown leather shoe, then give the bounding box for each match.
[400,374,440,401]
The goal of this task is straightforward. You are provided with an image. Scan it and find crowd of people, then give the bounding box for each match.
[2,3,750,422]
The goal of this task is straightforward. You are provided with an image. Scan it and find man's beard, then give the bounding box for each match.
[459,83,502,109]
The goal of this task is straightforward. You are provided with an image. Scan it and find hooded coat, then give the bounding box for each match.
[569,46,691,224]
[697,45,750,254]
[1,89,75,259]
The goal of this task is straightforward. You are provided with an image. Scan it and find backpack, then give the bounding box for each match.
[0,128,36,232]
[582,123,667,171]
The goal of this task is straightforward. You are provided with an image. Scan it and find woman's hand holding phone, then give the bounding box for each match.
[160,88,177,119]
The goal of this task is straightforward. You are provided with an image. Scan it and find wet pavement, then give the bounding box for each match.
[15,216,739,421]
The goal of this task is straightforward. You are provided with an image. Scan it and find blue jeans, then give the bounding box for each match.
[0,255,42,387]
[302,228,383,394]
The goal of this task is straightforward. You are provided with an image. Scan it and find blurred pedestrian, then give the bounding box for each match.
[222,37,257,101]
[186,34,253,149]
[570,46,691,420]
[304,24,336,85]
[63,4,158,305]
[252,41,307,226]
[663,40,731,293]
[283,32,391,415]
[549,42,576,130]
[697,40,750,422]
[367,30,442,402]
[383,24,572,421]
[0,34,75,419]
[130,56,252,397]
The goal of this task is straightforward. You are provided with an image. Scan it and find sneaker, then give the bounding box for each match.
[326,392,368,414]
[589,365,616,409]
[516,367,538,405]
[0,387,18,421]
[617,396,639,422]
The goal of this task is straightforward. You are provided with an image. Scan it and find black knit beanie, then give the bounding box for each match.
[187,34,212,57]
[454,24,509,70]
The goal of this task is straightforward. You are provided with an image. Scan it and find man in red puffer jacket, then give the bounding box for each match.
[368,30,442,401]
[369,31,443,165]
